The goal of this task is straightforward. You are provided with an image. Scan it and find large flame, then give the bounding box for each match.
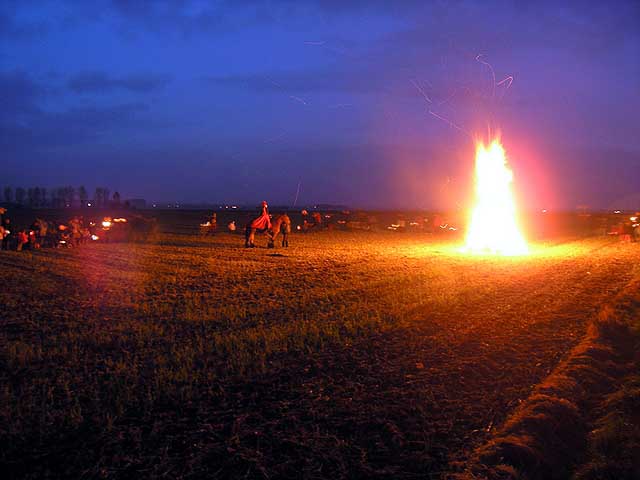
[465,138,528,255]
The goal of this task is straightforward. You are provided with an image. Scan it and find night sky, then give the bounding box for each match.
[2,1,639,209]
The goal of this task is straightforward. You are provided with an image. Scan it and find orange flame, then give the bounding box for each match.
[465,138,528,255]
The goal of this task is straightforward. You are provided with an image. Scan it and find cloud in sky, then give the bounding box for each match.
[0,70,148,155]
[68,71,170,94]
[0,70,42,117]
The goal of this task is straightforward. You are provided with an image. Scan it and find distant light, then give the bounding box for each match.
[542,209,547,213]
[153,204,157,208]
[614,210,621,214]
[91,235,99,241]
[231,205,237,209]
[87,203,92,207]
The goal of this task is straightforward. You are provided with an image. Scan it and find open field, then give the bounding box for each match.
[1,227,639,479]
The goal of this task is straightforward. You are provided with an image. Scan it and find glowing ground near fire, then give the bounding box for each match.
[1,225,639,479]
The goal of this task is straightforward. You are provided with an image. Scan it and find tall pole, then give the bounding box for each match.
[293,180,301,208]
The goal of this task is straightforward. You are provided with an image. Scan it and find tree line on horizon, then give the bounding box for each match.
[1,186,121,209]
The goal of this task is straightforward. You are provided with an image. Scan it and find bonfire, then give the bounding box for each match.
[465,137,528,255]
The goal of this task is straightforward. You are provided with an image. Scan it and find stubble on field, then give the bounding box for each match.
[1,232,638,478]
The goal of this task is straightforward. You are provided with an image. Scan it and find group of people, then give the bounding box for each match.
[200,212,238,235]
[301,210,323,231]
[248,204,323,234]
[619,213,640,242]
[0,208,97,251]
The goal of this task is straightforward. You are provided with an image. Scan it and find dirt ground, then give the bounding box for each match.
[1,229,638,479]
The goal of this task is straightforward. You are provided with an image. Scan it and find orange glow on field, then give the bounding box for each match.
[465,138,528,256]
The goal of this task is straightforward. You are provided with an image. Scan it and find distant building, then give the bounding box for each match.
[312,204,349,211]
[126,198,147,209]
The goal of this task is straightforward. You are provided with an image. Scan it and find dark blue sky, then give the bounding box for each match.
[2,0,639,209]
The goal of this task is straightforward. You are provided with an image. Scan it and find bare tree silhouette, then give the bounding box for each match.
[94,187,103,208]
[79,186,88,207]
[15,187,25,205]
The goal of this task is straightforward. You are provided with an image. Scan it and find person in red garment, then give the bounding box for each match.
[251,201,271,231]
[245,201,272,247]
